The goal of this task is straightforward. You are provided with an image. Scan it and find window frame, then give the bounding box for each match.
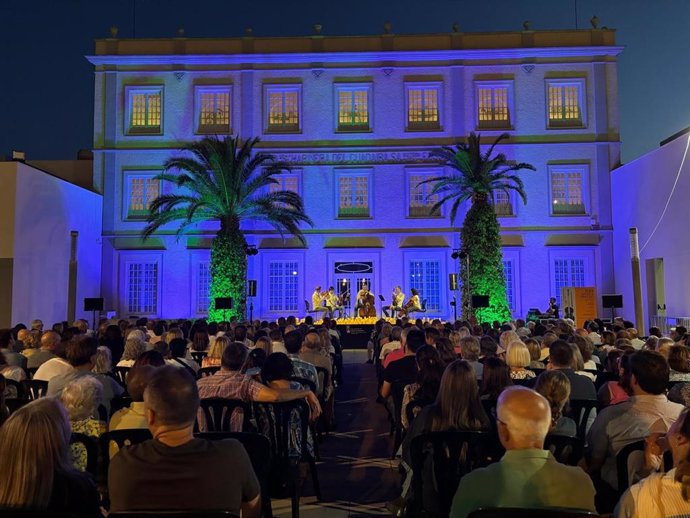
[263,84,302,134]
[405,81,443,132]
[261,252,305,314]
[119,252,163,317]
[474,80,514,130]
[492,189,517,218]
[545,78,587,129]
[124,85,164,136]
[548,249,595,306]
[406,168,444,219]
[122,171,162,222]
[333,83,373,133]
[548,164,590,217]
[501,249,522,318]
[194,85,232,134]
[403,250,447,317]
[190,252,211,317]
[267,169,302,197]
[335,168,373,219]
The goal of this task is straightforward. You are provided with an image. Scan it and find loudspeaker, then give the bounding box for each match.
[247,280,257,298]
[602,294,623,309]
[84,298,104,311]
[449,273,458,291]
[215,297,233,310]
[471,295,490,308]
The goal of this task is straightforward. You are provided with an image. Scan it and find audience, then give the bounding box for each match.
[27,330,61,369]
[116,335,147,367]
[284,330,319,392]
[669,345,690,382]
[534,370,577,437]
[202,334,229,367]
[544,339,597,401]
[110,365,156,431]
[479,357,513,401]
[380,328,426,399]
[458,336,483,380]
[400,345,444,430]
[506,341,536,380]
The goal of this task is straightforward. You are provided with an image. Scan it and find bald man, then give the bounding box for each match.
[27,330,61,369]
[450,386,595,518]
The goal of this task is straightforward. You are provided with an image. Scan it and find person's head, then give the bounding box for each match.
[669,345,690,374]
[234,325,247,343]
[284,330,302,354]
[629,350,670,395]
[534,370,571,429]
[665,409,690,470]
[16,328,29,344]
[169,338,188,359]
[499,330,520,352]
[153,341,171,359]
[390,326,402,343]
[243,348,267,373]
[0,398,73,508]
[548,339,575,369]
[459,336,480,361]
[480,357,513,400]
[302,332,321,352]
[414,345,444,397]
[126,365,156,402]
[573,334,594,363]
[165,327,184,344]
[435,337,457,365]
[506,342,531,369]
[261,352,295,383]
[253,336,273,356]
[60,376,103,421]
[65,336,98,368]
[221,342,248,371]
[144,365,199,433]
[30,319,43,332]
[432,360,488,432]
[674,326,689,342]
[658,337,675,358]
[424,327,440,346]
[24,330,41,349]
[39,330,61,352]
[524,338,541,362]
[405,328,426,354]
[410,288,418,296]
[479,336,498,358]
[207,335,230,359]
[496,387,552,450]
[122,336,147,362]
[192,330,210,352]
[92,346,112,374]
[133,350,166,368]
[549,297,556,304]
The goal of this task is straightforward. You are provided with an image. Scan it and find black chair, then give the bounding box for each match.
[113,366,130,387]
[197,398,251,432]
[409,430,496,518]
[616,439,645,493]
[564,399,598,440]
[110,395,134,416]
[6,398,30,414]
[26,367,38,379]
[110,513,240,518]
[5,378,25,399]
[481,399,497,420]
[253,399,321,518]
[70,432,100,478]
[289,376,321,460]
[468,509,598,517]
[198,366,220,378]
[21,379,48,400]
[195,431,273,518]
[408,299,427,317]
[101,428,154,479]
[314,366,332,438]
[405,400,428,430]
[544,434,583,466]
[0,510,81,517]
[595,371,618,392]
[190,350,208,364]
[389,379,414,459]
[303,300,322,317]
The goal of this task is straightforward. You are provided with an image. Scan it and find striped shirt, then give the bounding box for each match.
[615,468,690,518]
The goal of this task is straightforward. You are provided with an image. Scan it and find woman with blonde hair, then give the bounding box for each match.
[117,335,147,367]
[202,335,230,368]
[499,330,520,355]
[254,336,274,356]
[506,341,536,380]
[0,398,100,515]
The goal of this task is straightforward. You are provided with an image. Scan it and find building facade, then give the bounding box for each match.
[88,29,622,321]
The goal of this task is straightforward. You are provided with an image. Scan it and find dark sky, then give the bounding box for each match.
[2,0,689,162]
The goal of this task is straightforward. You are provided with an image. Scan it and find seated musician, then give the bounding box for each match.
[399,288,421,317]
[354,284,370,312]
[311,286,331,318]
[325,286,343,319]
[383,286,405,318]
[545,297,560,319]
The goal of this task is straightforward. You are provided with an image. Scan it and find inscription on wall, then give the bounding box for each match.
[272,150,440,165]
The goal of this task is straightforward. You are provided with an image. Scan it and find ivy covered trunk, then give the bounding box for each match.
[208,217,247,322]
[460,196,512,323]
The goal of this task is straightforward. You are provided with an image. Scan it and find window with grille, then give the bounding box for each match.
[409,260,441,312]
[269,174,300,195]
[127,87,162,134]
[550,166,587,215]
[127,262,159,314]
[268,261,299,312]
[493,190,514,216]
[265,86,301,132]
[337,85,370,131]
[196,262,211,314]
[477,82,512,128]
[125,175,160,220]
[503,259,515,315]
[196,87,231,133]
[547,80,585,128]
[338,173,370,218]
[408,172,440,217]
[553,258,586,306]
[406,83,441,130]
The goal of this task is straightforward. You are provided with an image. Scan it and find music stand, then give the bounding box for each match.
[84,298,104,331]
[378,294,386,319]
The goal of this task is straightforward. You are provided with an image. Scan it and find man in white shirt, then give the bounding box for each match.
[269,329,288,355]
[33,354,73,381]
[311,286,330,318]
[587,322,602,345]
[383,286,405,318]
[628,328,645,350]
[379,326,403,360]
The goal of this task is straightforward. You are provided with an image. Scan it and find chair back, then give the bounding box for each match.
[6,398,30,414]
[101,428,153,469]
[544,434,583,466]
[405,400,429,430]
[410,430,496,517]
[190,351,208,364]
[0,510,81,517]
[199,398,251,432]
[21,379,48,400]
[564,399,598,440]
[616,439,645,492]
[26,367,38,379]
[4,378,25,399]
[198,366,220,378]
[290,376,317,393]
[315,367,330,400]
[467,508,598,517]
[595,371,618,391]
[113,366,130,387]
[69,432,100,478]
[110,396,134,416]
[109,513,240,518]
[254,399,312,462]
[195,431,273,518]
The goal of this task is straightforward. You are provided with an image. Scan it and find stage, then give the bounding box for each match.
[338,324,374,349]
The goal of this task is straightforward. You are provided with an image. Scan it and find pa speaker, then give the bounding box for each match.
[215,297,234,310]
[247,280,257,298]
[449,273,458,291]
[602,294,623,309]
[471,295,490,308]
[84,298,104,311]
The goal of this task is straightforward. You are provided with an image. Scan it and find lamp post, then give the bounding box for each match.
[451,248,470,321]
[629,228,645,335]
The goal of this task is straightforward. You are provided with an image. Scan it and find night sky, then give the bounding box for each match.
[2,0,689,163]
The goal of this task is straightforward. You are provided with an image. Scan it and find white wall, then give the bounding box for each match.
[10,163,102,326]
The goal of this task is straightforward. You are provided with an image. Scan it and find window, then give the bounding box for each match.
[268,261,299,312]
[503,259,515,316]
[126,262,159,315]
[409,260,441,312]
[493,190,514,217]
[269,173,300,195]
[126,87,162,134]
[549,165,589,215]
[546,79,586,128]
[408,171,440,217]
[124,174,160,220]
[476,81,512,129]
[337,172,370,218]
[265,85,301,132]
[406,82,441,130]
[196,261,211,314]
[336,84,371,131]
[553,258,586,306]
[196,86,231,133]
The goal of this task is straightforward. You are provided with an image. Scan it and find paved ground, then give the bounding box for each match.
[273,350,400,517]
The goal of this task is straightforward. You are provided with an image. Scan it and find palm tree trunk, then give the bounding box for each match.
[208,218,247,322]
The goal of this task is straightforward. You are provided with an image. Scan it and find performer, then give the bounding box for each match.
[354,284,370,311]
[311,286,331,318]
[355,283,376,318]
[382,286,405,317]
[325,286,343,319]
[398,288,421,317]
[545,297,560,319]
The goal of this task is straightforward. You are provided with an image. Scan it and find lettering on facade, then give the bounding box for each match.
[272,150,440,165]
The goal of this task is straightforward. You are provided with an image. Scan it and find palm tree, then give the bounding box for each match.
[422,132,535,323]
[141,135,313,321]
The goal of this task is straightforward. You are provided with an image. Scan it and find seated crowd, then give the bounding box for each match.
[2,315,690,517]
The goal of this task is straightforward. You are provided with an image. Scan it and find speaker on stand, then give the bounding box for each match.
[247,280,257,322]
[84,298,104,331]
[215,297,233,322]
[602,294,623,322]
[449,273,459,321]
